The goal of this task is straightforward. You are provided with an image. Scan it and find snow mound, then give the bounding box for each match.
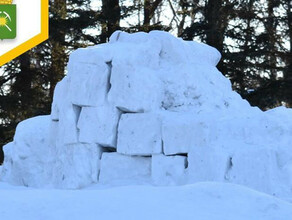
[0,182,292,220]
[1,31,292,200]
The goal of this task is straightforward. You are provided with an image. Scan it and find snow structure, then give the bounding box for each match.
[1,31,292,199]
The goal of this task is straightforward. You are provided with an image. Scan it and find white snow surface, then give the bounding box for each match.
[0,181,292,220]
[1,30,292,209]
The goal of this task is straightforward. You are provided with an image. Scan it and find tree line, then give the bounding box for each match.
[0,0,291,164]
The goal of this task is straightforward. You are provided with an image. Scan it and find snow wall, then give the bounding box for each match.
[1,31,292,199]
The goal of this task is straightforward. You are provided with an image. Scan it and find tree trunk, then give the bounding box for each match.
[266,0,278,80]
[49,0,67,99]
[285,0,292,80]
[101,0,121,43]
[143,0,162,31]
[205,0,225,72]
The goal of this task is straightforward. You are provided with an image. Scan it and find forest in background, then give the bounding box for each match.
[0,0,291,164]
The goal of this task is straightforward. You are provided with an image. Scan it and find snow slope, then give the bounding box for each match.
[0,181,292,220]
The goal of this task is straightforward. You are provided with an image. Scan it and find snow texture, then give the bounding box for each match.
[117,113,162,155]
[1,30,292,205]
[1,182,292,220]
[99,153,151,184]
[152,154,187,185]
[77,104,120,147]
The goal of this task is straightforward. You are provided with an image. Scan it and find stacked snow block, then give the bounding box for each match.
[2,30,292,197]
[0,31,258,188]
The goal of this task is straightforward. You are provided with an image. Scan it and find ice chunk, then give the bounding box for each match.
[77,104,121,147]
[117,113,162,156]
[108,64,162,112]
[152,154,187,185]
[99,153,151,184]
[53,143,102,189]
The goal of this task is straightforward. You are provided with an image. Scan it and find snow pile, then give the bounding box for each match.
[1,31,292,200]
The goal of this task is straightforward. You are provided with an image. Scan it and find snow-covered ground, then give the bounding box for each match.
[1,181,292,220]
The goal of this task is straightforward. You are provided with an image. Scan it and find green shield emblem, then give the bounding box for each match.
[0,4,16,40]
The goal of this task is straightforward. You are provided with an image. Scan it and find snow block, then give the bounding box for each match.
[159,64,227,112]
[227,148,278,195]
[67,62,109,107]
[149,31,221,66]
[99,153,151,183]
[117,113,162,156]
[68,44,113,67]
[0,116,53,187]
[162,114,209,155]
[188,145,230,183]
[152,154,187,185]
[57,104,80,145]
[50,77,80,145]
[108,64,162,112]
[77,105,121,147]
[53,143,102,189]
[109,31,161,69]
[51,77,70,121]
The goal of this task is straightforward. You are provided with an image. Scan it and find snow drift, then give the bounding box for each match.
[1,31,292,200]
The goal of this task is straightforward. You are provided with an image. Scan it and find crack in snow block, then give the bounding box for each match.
[53,143,102,189]
[188,145,230,183]
[99,152,151,184]
[77,104,121,147]
[162,113,209,155]
[117,113,162,156]
[226,148,278,195]
[0,116,53,187]
[108,63,163,112]
[67,62,109,107]
[152,154,187,185]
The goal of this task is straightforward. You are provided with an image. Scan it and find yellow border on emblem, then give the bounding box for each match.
[0,0,49,66]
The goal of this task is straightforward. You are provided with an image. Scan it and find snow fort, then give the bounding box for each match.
[1,31,292,199]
